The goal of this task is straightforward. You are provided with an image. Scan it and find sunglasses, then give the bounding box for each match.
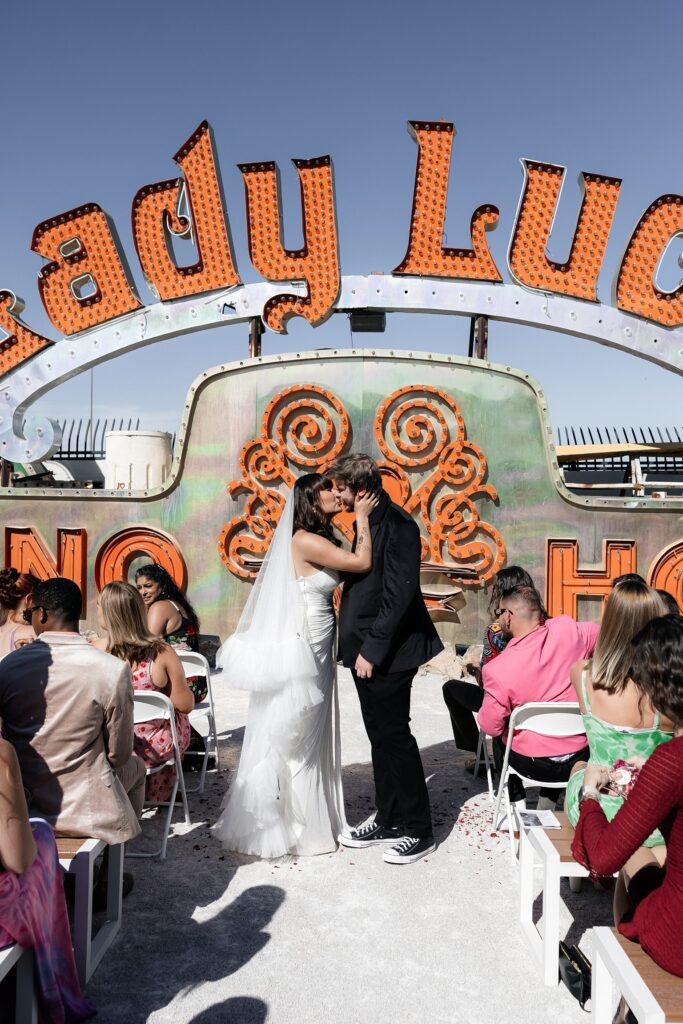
[22,606,44,624]
[495,607,514,618]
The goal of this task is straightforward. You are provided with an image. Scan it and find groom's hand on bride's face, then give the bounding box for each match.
[355,654,374,679]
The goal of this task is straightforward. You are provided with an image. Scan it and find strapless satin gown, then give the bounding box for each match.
[214,567,346,857]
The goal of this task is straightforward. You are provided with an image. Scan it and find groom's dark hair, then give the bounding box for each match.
[329,453,383,495]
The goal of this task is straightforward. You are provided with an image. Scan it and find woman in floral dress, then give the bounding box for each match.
[96,582,194,803]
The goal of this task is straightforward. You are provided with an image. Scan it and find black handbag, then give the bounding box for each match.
[558,941,592,1010]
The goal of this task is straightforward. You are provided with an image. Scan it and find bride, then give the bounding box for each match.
[213,473,377,857]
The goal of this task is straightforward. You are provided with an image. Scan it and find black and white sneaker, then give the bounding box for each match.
[382,835,436,865]
[338,820,402,848]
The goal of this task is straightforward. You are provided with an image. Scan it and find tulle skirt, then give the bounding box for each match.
[213,586,346,858]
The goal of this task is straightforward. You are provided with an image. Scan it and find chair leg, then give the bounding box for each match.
[71,849,95,987]
[541,851,560,985]
[591,933,614,1023]
[481,741,494,804]
[14,948,37,1024]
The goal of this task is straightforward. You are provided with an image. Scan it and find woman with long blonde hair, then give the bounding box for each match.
[565,579,672,919]
[95,581,194,803]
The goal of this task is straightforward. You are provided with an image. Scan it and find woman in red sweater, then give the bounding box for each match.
[572,613,683,978]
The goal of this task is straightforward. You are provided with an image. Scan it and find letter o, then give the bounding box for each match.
[94,527,187,591]
[647,540,683,611]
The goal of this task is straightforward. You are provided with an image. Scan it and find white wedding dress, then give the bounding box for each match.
[213,565,346,857]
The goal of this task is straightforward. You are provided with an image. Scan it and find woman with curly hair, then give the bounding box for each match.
[572,613,683,978]
[134,563,203,699]
[0,568,40,657]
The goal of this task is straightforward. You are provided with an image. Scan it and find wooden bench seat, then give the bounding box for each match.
[592,927,683,1023]
[56,836,123,986]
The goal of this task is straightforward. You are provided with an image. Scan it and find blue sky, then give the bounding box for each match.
[2,0,682,439]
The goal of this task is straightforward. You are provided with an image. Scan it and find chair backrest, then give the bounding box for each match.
[133,690,174,725]
[509,701,585,738]
[176,651,211,679]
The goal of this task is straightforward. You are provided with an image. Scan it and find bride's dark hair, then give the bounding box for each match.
[292,473,341,546]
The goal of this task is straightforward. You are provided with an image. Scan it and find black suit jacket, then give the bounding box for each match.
[338,490,444,673]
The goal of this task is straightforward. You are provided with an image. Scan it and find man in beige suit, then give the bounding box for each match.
[0,577,144,843]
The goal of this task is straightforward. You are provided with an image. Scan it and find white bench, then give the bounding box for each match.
[518,811,591,985]
[0,943,37,1023]
[592,927,683,1024]
[57,836,123,986]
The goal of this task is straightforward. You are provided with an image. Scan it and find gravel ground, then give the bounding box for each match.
[85,669,614,1024]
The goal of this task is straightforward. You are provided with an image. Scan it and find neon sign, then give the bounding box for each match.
[2,118,683,465]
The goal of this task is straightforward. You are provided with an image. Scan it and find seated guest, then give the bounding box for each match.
[0,736,94,1022]
[0,568,40,657]
[565,582,671,878]
[613,572,647,588]
[96,582,194,803]
[135,563,205,701]
[480,565,544,668]
[572,614,683,979]
[442,566,541,763]
[656,588,680,616]
[0,578,144,843]
[477,585,597,808]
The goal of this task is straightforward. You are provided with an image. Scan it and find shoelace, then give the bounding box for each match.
[391,837,418,854]
[354,821,379,838]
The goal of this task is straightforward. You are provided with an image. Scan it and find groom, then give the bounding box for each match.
[330,453,443,864]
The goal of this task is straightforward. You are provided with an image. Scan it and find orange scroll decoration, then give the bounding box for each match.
[32,205,142,335]
[240,156,340,333]
[394,121,501,282]
[374,385,505,584]
[222,383,505,586]
[617,195,683,327]
[0,291,53,375]
[508,162,621,302]
[132,121,241,301]
[647,540,683,611]
[219,385,351,579]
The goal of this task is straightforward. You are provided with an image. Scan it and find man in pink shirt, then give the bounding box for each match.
[478,585,597,807]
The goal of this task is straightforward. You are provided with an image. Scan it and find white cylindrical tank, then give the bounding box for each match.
[104,431,173,491]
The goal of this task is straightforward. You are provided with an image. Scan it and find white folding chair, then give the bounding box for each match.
[472,710,495,803]
[492,702,585,863]
[177,650,220,794]
[128,691,191,859]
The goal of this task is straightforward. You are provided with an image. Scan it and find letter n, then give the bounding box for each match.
[546,538,636,617]
[5,527,87,615]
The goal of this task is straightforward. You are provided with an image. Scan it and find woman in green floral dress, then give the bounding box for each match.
[565,580,673,916]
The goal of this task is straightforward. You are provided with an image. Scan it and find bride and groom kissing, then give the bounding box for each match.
[214,453,443,865]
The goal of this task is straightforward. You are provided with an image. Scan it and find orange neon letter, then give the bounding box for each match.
[32,205,142,335]
[94,527,186,590]
[647,540,683,611]
[4,527,87,614]
[132,121,241,301]
[508,162,621,302]
[0,291,53,375]
[617,195,683,327]
[240,156,340,333]
[546,538,636,618]
[394,121,501,282]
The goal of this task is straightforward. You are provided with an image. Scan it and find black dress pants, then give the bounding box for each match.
[441,679,589,803]
[492,737,590,803]
[353,667,433,839]
[442,679,484,752]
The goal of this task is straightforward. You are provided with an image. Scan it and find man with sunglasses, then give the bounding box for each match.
[0,577,144,843]
[477,585,597,809]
